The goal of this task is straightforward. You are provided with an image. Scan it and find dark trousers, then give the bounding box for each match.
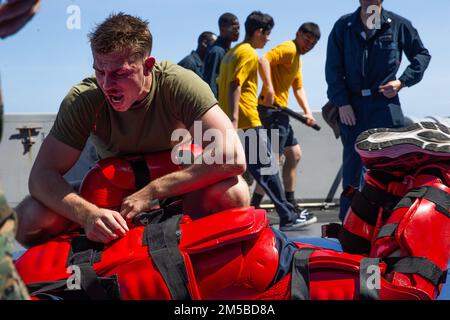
[338,95,404,221]
[338,121,366,221]
[242,127,295,225]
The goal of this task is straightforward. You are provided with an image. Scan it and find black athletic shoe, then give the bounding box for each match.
[356,122,450,172]
[279,208,318,231]
[295,208,318,226]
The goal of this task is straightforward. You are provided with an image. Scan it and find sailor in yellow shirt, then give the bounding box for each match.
[218,12,315,231]
[252,23,321,219]
[217,41,260,130]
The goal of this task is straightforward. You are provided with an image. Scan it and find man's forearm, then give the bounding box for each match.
[258,56,274,91]
[229,81,241,125]
[294,87,312,114]
[399,52,431,88]
[29,169,97,226]
[141,162,245,202]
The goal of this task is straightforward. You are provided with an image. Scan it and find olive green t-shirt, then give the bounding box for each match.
[50,61,217,159]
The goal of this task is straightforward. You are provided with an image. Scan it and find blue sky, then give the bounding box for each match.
[1,0,449,117]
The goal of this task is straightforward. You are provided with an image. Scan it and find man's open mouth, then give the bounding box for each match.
[109,94,124,104]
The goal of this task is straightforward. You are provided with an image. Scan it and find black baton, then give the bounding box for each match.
[273,103,321,131]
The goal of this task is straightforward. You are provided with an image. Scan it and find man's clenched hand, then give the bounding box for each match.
[379,80,404,99]
[84,208,129,243]
[120,191,158,223]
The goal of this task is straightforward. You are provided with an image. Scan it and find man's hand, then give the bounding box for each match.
[84,208,129,243]
[303,113,317,127]
[0,0,41,39]
[120,191,158,223]
[339,104,356,126]
[261,87,275,107]
[379,80,404,99]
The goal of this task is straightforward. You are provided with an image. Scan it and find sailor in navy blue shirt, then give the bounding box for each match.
[325,0,431,220]
[203,13,240,98]
[178,31,217,78]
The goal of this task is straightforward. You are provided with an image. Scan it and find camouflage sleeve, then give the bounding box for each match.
[0,188,30,300]
[0,186,13,227]
[0,214,30,300]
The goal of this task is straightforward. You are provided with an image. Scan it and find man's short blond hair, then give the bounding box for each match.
[89,12,152,58]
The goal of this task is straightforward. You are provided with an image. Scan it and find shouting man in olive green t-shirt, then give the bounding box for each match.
[15,13,249,247]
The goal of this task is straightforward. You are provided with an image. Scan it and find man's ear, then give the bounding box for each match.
[144,56,156,75]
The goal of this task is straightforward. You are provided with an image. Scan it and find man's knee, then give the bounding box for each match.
[284,145,301,165]
[15,196,71,247]
[206,176,250,210]
[184,176,250,219]
[227,175,250,207]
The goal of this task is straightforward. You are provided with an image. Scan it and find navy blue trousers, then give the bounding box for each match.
[242,127,296,225]
[338,95,404,221]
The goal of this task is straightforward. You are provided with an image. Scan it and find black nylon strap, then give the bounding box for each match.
[396,187,450,217]
[28,280,68,297]
[421,187,450,217]
[78,264,110,300]
[339,227,371,255]
[129,158,151,190]
[384,257,447,287]
[362,183,402,210]
[376,223,398,240]
[66,235,104,267]
[359,258,380,300]
[351,190,379,226]
[393,196,414,211]
[291,248,315,300]
[27,274,121,300]
[144,214,190,300]
[321,223,342,239]
[405,187,428,198]
[63,235,120,300]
